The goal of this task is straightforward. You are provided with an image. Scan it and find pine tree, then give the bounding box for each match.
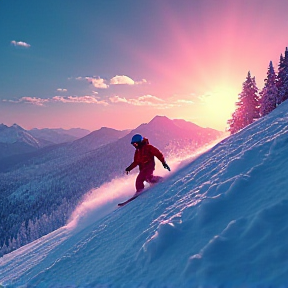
[260,61,278,116]
[227,71,260,134]
[276,47,288,105]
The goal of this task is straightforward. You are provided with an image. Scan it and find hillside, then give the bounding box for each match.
[1,101,287,287]
[0,117,222,257]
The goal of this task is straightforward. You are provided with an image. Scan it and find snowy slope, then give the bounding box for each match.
[1,101,288,287]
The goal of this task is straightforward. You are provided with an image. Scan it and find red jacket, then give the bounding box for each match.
[127,138,165,171]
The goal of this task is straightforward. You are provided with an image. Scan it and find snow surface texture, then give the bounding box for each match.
[0,101,288,287]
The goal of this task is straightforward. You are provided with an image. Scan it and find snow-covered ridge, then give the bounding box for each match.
[0,124,40,147]
[1,101,287,287]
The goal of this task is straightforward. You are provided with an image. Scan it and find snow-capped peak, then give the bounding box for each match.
[0,123,40,147]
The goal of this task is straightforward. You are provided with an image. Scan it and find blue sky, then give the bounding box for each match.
[1,0,288,131]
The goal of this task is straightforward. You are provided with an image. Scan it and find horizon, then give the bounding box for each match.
[1,1,288,131]
[0,114,225,132]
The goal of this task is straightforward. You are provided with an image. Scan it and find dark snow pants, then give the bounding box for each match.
[135,162,163,192]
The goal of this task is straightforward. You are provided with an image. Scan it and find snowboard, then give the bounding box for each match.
[118,190,147,207]
[118,175,168,207]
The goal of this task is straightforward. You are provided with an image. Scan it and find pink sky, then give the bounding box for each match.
[1,1,288,131]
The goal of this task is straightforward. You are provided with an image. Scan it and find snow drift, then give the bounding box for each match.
[0,100,288,287]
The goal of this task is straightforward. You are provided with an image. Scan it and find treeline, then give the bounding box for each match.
[0,150,111,257]
[228,47,288,134]
[0,198,75,256]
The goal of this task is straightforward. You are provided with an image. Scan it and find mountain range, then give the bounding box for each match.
[29,127,91,144]
[0,116,224,256]
[0,124,91,159]
[0,124,44,159]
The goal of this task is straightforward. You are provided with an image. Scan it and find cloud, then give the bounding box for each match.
[52,95,108,105]
[4,97,49,106]
[109,94,195,109]
[175,99,194,104]
[137,95,164,103]
[197,93,213,105]
[2,91,195,109]
[110,75,147,85]
[74,75,147,89]
[3,95,108,106]
[109,96,129,104]
[11,40,31,48]
[135,79,148,85]
[109,95,169,108]
[86,77,109,89]
[57,88,68,92]
[110,75,135,85]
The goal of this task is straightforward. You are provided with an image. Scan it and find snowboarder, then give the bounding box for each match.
[125,134,170,193]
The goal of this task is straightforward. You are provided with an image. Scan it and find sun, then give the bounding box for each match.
[199,87,238,130]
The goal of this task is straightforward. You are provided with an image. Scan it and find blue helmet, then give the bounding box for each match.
[131,134,143,144]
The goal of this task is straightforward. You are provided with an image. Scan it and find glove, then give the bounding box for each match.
[125,167,130,175]
[163,162,171,171]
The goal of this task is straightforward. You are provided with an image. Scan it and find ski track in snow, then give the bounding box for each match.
[0,101,288,287]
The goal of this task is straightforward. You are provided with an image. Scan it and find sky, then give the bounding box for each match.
[1,0,288,132]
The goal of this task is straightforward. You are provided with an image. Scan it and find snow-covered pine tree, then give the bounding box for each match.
[227,71,260,134]
[227,110,242,134]
[276,47,288,105]
[260,61,278,116]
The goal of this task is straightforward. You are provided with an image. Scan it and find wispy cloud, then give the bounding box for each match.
[197,93,213,105]
[3,95,108,106]
[174,99,194,104]
[2,93,194,109]
[53,95,108,105]
[109,94,191,109]
[4,97,48,106]
[57,88,68,92]
[11,40,31,48]
[135,79,148,85]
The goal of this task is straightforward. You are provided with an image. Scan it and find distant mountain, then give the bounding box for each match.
[29,127,91,144]
[0,124,48,159]
[0,124,40,147]
[0,116,224,256]
[70,127,130,152]
[0,124,91,162]
[57,128,91,138]
[127,116,224,157]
